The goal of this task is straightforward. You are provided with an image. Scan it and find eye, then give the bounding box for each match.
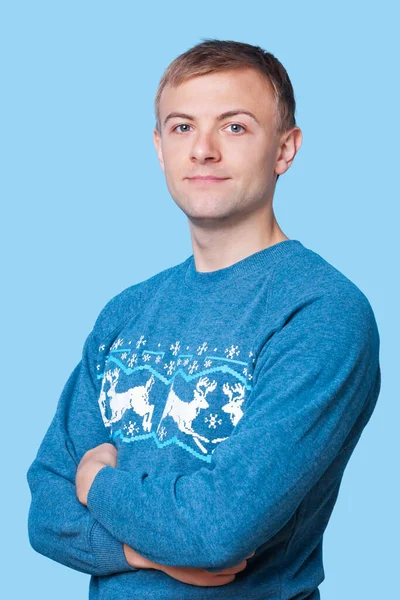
[172,124,193,134]
[171,123,246,134]
[226,124,246,134]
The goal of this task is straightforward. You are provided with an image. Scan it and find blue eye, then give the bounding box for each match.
[172,123,246,134]
[173,124,193,133]
[226,124,245,134]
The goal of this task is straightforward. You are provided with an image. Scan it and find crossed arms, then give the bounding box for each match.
[27,290,380,575]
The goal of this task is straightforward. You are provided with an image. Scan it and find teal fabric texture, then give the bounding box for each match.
[27,239,381,600]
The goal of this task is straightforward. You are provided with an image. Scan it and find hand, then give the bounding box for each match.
[76,443,117,506]
[123,544,256,587]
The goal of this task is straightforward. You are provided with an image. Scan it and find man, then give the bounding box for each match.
[27,39,381,600]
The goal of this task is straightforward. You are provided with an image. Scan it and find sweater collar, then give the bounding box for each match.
[184,239,304,291]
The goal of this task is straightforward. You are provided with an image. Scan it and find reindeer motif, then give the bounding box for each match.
[221,382,246,426]
[98,368,155,432]
[157,376,217,454]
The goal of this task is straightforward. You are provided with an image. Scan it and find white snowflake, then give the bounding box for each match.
[177,358,182,366]
[128,341,132,345]
[170,341,181,356]
[243,367,248,375]
[158,425,167,441]
[123,420,139,436]
[188,360,199,374]
[98,344,105,351]
[225,344,240,359]
[249,351,253,357]
[155,355,162,363]
[110,338,124,351]
[96,364,100,370]
[204,413,222,429]
[127,354,138,367]
[143,353,151,362]
[183,358,190,366]
[204,359,212,368]
[197,342,208,355]
[248,374,253,380]
[121,352,128,360]
[164,360,176,375]
[136,335,146,349]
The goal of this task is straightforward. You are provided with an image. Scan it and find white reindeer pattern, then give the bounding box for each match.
[98,367,155,432]
[157,376,218,454]
[221,382,246,426]
[96,340,251,457]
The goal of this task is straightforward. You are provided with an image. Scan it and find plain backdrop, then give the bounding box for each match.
[1,1,399,598]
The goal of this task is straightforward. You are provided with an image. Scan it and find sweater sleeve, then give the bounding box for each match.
[86,289,381,572]
[26,329,139,576]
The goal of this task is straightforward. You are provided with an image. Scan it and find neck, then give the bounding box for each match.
[188,206,288,273]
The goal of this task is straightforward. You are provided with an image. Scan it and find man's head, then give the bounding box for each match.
[153,39,302,229]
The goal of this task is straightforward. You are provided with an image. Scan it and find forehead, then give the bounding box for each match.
[159,68,276,122]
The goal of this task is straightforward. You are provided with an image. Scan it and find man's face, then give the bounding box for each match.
[153,68,287,226]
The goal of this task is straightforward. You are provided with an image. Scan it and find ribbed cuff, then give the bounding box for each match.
[90,520,139,574]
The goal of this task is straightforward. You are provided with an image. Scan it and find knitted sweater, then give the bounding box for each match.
[27,239,381,600]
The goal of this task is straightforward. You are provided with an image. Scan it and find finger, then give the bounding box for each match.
[215,559,248,575]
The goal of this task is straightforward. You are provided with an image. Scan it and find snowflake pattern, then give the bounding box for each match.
[101,338,254,414]
[188,360,199,375]
[204,413,223,429]
[197,342,208,355]
[127,354,138,368]
[170,341,181,356]
[123,420,140,436]
[164,360,176,375]
[110,338,124,351]
[225,344,240,359]
[136,335,146,349]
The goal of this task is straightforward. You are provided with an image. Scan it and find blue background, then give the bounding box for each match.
[2,1,398,598]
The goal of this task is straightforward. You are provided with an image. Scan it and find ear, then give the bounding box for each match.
[275,127,303,176]
[153,128,165,173]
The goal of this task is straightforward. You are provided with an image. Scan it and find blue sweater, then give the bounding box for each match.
[27,239,381,600]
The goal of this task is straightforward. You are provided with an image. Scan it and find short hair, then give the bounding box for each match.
[154,38,297,138]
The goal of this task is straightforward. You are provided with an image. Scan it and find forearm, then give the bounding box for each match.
[26,344,138,576]
[27,459,136,576]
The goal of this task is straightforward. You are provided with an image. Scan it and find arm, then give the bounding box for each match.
[86,290,381,572]
[26,330,138,576]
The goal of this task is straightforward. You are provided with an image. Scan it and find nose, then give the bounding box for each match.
[190,132,221,163]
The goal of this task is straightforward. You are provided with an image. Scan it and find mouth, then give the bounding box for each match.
[187,177,230,183]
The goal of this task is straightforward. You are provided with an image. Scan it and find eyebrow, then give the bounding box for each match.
[163,109,261,128]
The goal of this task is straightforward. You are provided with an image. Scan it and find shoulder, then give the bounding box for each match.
[271,243,374,311]
[268,243,379,346]
[91,257,190,344]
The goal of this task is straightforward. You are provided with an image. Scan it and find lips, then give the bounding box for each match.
[187,176,229,181]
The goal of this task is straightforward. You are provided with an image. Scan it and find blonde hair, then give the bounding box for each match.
[154,38,297,138]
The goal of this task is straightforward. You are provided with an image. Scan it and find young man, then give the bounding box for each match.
[27,39,381,600]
